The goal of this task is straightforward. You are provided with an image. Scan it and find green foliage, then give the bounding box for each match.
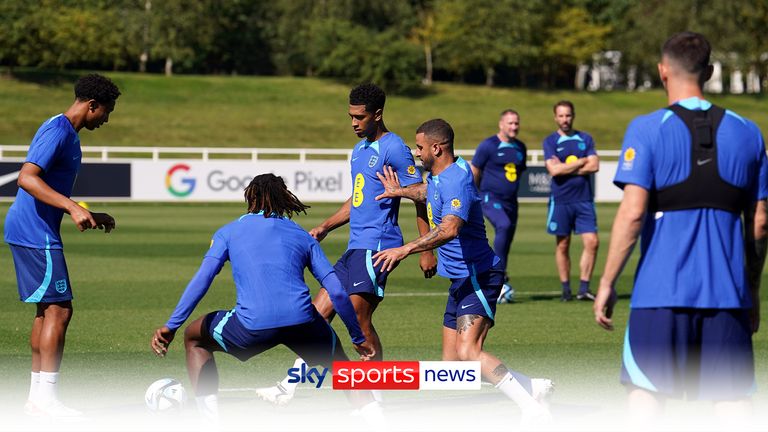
[544,7,612,66]
[435,0,539,85]
[0,0,766,91]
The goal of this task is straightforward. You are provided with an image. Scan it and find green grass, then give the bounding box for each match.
[1,201,767,417]
[1,70,766,150]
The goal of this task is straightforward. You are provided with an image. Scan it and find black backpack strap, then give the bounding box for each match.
[650,103,748,214]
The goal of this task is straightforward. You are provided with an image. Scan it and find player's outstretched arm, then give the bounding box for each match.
[373,215,463,272]
[375,165,427,202]
[309,198,351,242]
[320,272,371,358]
[595,185,648,330]
[17,162,97,231]
[163,256,225,336]
[744,199,768,333]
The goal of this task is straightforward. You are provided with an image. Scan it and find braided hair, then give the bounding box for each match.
[244,174,310,218]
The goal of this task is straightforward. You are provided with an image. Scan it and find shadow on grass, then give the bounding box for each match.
[2,68,81,86]
[525,293,632,302]
[329,77,436,99]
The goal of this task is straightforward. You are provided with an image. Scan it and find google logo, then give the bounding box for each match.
[166,164,196,197]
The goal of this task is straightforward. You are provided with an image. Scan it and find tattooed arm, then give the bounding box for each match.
[375,165,427,203]
[373,214,464,271]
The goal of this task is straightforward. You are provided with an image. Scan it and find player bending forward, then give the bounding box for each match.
[151,174,381,421]
[374,119,553,423]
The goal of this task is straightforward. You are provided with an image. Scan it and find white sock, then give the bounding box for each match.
[495,372,540,412]
[38,371,59,405]
[29,372,40,402]
[279,358,305,392]
[195,394,219,420]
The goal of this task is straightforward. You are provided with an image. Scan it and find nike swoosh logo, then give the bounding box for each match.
[556,147,565,152]
[497,152,505,156]
[697,158,712,166]
[73,155,80,160]
[461,304,475,309]
[353,281,366,287]
[0,170,21,187]
[351,157,360,161]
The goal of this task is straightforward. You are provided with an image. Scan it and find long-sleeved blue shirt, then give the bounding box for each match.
[165,212,364,344]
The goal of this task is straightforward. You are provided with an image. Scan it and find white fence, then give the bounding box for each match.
[0,146,625,202]
[0,145,622,163]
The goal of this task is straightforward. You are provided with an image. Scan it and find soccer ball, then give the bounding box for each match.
[145,378,187,412]
[498,284,515,304]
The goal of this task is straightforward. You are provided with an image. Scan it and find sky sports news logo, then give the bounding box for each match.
[287,361,481,391]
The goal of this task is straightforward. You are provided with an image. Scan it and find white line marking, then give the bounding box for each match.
[386,291,561,297]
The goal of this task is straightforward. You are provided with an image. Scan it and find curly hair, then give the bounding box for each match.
[349,83,386,113]
[244,173,310,218]
[74,74,121,105]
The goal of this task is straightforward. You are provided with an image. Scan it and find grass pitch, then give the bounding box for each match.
[0,201,766,427]
[1,70,767,150]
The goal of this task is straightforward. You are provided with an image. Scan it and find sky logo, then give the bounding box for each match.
[287,363,329,388]
[166,164,196,197]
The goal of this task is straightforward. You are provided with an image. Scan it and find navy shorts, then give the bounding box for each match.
[546,200,597,236]
[443,264,504,329]
[621,308,755,401]
[10,244,73,303]
[333,249,393,299]
[204,307,348,365]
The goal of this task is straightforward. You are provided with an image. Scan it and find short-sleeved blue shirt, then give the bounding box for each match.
[471,135,527,200]
[542,131,597,203]
[4,114,81,250]
[614,97,768,309]
[205,213,335,330]
[348,132,421,250]
[426,157,498,278]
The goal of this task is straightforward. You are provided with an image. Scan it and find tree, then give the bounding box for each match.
[410,0,440,85]
[435,0,538,86]
[148,0,214,75]
[543,7,611,88]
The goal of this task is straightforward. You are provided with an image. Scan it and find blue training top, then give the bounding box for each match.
[165,213,363,343]
[542,130,597,203]
[4,114,81,250]
[348,132,422,251]
[471,135,527,201]
[426,157,498,278]
[614,97,768,309]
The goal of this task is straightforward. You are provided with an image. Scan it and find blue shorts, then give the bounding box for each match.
[9,244,73,303]
[204,307,348,365]
[333,249,393,299]
[621,308,755,401]
[443,264,504,329]
[546,200,597,236]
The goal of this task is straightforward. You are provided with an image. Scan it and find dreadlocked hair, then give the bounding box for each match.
[244,174,310,218]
